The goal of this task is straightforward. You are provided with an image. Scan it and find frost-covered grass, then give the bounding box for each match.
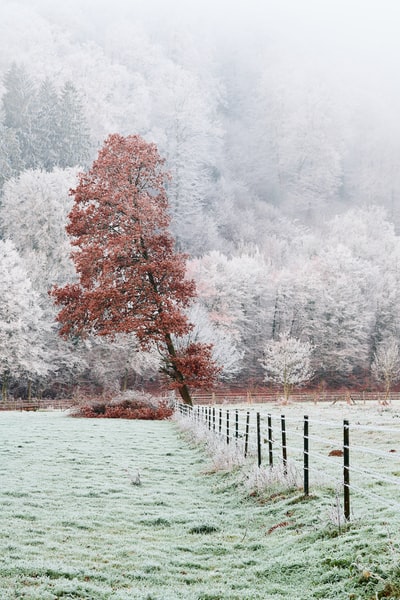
[176,400,400,599]
[0,409,400,599]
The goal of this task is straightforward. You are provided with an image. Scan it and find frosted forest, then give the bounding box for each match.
[1,0,400,399]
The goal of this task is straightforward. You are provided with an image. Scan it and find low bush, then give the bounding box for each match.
[72,397,173,420]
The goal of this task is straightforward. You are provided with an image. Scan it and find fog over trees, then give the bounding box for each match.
[1,0,400,396]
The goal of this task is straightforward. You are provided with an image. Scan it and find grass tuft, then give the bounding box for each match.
[188,524,219,534]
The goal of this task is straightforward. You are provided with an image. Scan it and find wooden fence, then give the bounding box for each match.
[0,399,75,411]
[191,389,400,405]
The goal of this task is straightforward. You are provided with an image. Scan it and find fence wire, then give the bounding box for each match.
[176,402,400,519]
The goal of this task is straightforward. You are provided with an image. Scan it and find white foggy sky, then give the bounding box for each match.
[16,1,400,62]
[12,0,400,45]
[6,0,400,99]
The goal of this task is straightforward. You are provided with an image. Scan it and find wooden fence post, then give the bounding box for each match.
[226,410,230,445]
[257,412,262,467]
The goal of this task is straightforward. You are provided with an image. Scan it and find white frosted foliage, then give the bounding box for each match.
[372,338,400,402]
[260,332,314,401]
[0,167,77,294]
[0,240,49,382]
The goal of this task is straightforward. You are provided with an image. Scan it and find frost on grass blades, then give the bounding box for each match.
[176,399,400,598]
[175,408,246,473]
[1,408,400,599]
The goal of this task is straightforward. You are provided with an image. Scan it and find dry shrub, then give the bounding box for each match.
[72,397,173,420]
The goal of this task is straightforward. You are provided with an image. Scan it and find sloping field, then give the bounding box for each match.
[0,410,399,599]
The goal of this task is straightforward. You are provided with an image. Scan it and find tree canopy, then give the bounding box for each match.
[52,133,219,404]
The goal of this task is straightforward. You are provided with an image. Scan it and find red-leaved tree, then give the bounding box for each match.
[51,133,219,405]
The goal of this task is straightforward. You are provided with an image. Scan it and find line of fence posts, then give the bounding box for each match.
[176,402,351,521]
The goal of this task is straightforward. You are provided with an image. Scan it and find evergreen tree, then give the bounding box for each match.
[32,79,61,171]
[1,65,92,180]
[0,122,23,189]
[57,81,91,168]
[2,63,38,170]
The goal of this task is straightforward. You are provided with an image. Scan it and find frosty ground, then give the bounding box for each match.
[0,407,399,599]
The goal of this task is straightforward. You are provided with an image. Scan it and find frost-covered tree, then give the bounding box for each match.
[343,102,400,223]
[223,57,345,221]
[57,81,91,169]
[149,61,222,253]
[0,240,49,399]
[0,168,88,394]
[260,333,314,402]
[0,168,77,296]
[0,122,23,188]
[2,63,37,170]
[1,64,91,176]
[81,335,160,394]
[371,338,400,404]
[327,206,400,357]
[176,303,243,380]
[189,249,275,380]
[32,78,61,171]
[298,244,373,384]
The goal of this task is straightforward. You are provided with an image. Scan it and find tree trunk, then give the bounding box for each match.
[178,383,193,406]
[2,373,8,402]
[144,264,194,406]
[283,381,291,404]
[272,293,279,340]
[122,369,128,392]
[164,332,193,406]
[383,379,391,405]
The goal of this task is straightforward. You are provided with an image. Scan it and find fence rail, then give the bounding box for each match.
[176,402,400,521]
[0,399,75,411]
[191,390,400,405]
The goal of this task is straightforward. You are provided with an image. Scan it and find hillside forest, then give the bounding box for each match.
[1,1,400,398]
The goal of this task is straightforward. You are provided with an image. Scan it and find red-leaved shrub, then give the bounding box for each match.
[72,398,173,420]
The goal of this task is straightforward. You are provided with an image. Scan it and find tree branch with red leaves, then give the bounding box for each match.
[51,133,219,405]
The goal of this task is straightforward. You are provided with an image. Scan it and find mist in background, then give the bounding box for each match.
[2,0,400,388]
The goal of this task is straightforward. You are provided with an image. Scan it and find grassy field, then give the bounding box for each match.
[0,408,399,599]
